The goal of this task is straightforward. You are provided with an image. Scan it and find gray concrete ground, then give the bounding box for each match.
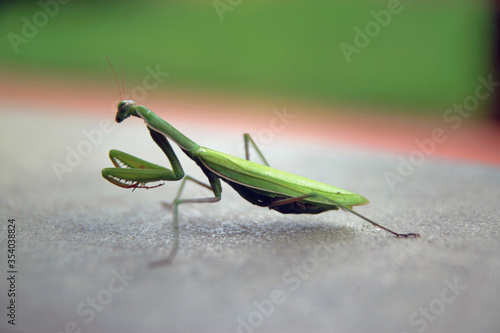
[1,104,499,333]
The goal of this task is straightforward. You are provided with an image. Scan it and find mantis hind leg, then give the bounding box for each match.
[267,193,420,238]
[150,175,222,267]
[243,133,270,166]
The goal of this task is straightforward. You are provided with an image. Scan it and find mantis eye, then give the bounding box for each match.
[117,101,126,110]
[116,100,137,123]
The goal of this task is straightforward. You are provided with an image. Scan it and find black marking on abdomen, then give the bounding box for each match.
[222,179,338,215]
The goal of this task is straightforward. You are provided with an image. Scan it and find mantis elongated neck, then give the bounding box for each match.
[135,105,200,152]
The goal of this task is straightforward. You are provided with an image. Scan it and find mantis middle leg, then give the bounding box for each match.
[243,133,270,166]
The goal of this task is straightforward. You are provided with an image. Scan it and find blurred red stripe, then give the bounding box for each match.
[1,72,499,166]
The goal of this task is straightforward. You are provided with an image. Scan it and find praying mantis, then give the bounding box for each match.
[102,100,420,265]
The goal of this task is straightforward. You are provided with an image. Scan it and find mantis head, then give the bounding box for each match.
[116,100,138,123]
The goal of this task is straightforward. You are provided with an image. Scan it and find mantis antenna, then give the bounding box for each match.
[105,55,124,100]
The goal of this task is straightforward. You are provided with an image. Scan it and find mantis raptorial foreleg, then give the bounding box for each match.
[148,128,185,180]
[102,128,185,190]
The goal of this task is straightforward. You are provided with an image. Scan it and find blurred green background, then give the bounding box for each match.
[0,0,494,115]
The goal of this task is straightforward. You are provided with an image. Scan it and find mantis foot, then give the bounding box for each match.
[396,232,421,238]
[131,182,165,192]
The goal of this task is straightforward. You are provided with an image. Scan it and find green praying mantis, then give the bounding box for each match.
[101,99,420,265]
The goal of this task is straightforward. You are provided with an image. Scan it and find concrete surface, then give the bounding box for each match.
[1,104,500,333]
